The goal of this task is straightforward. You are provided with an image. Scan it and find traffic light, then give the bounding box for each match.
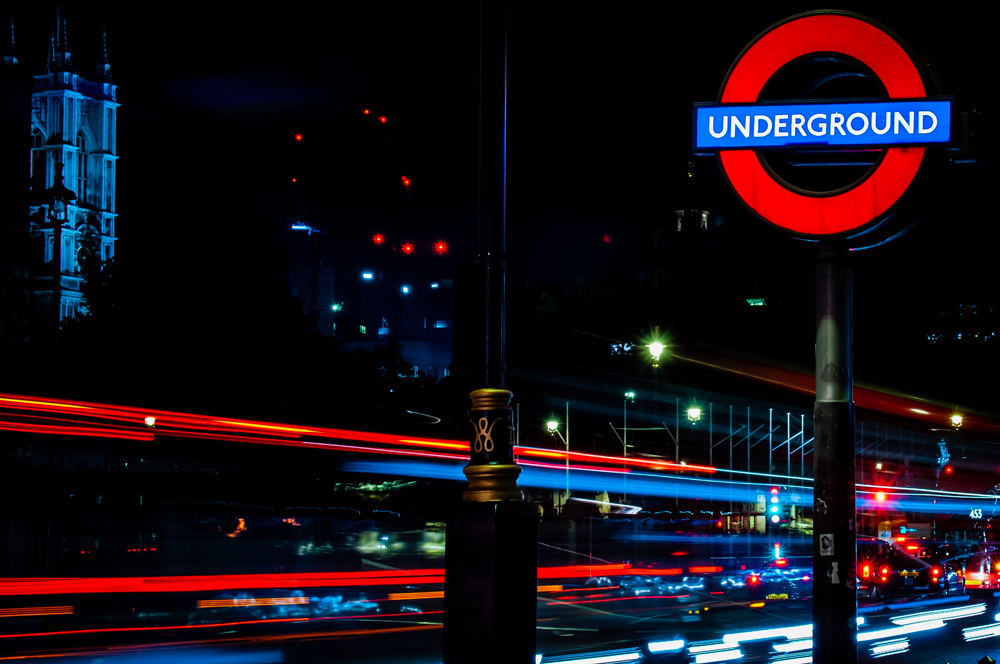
[769,487,781,524]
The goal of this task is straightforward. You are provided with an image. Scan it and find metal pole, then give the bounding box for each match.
[675,398,679,463]
[623,398,627,503]
[709,403,713,467]
[812,240,857,664]
[565,402,570,505]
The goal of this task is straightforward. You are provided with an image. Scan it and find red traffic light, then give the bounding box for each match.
[716,520,723,528]
[373,234,385,246]
[945,466,953,474]
[363,109,370,115]
[401,243,414,255]
[770,487,779,495]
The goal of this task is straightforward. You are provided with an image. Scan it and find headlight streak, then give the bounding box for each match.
[771,657,811,664]
[648,639,685,652]
[538,650,641,664]
[890,603,985,625]
[690,641,737,654]
[857,619,944,642]
[870,638,908,657]
[772,639,812,653]
[722,624,812,644]
[963,623,1000,641]
[694,650,743,664]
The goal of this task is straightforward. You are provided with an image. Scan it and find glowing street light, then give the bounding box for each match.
[687,407,702,423]
[648,341,665,367]
[546,403,570,513]
[951,414,963,428]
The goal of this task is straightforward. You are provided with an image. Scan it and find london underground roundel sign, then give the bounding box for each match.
[695,11,952,239]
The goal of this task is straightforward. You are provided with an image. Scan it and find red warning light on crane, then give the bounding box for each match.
[294,133,303,141]
[373,234,385,246]
[379,116,387,124]
[401,243,415,255]
[434,240,448,255]
[363,109,370,115]
[401,176,411,187]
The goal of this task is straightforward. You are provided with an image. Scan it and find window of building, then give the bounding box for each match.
[360,325,366,335]
[31,130,45,182]
[76,133,88,203]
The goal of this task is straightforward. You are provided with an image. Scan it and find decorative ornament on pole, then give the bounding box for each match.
[463,389,521,502]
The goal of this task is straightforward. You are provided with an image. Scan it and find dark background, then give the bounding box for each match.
[5,2,994,424]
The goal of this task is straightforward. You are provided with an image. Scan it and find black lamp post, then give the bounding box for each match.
[45,161,76,341]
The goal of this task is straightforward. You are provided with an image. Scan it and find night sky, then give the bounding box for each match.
[10,3,996,410]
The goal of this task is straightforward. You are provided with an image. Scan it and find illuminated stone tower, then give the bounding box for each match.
[27,9,118,327]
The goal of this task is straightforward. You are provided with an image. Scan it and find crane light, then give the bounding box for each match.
[401,243,414,254]
[373,233,385,245]
[434,240,448,255]
[379,116,387,124]
[401,176,411,187]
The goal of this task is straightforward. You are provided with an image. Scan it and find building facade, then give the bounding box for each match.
[25,13,118,327]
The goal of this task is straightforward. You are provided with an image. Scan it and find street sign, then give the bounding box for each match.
[696,11,952,241]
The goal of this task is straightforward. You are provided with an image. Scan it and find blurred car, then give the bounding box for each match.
[746,567,806,600]
[901,540,965,593]
[858,538,950,598]
[962,548,1000,592]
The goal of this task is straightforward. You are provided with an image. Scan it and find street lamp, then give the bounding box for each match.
[951,414,963,428]
[648,341,665,368]
[687,407,702,423]
[546,406,570,514]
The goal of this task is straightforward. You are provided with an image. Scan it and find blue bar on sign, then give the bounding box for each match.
[694,100,951,150]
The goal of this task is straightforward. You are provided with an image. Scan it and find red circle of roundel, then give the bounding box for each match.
[718,13,927,236]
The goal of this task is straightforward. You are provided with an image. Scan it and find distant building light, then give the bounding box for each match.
[360,325,366,334]
[745,298,767,306]
[362,272,374,280]
[434,320,450,329]
[291,224,311,231]
[430,282,439,289]
[401,285,410,294]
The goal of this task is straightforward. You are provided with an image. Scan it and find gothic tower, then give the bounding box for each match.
[27,7,118,328]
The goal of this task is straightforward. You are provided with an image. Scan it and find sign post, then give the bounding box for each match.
[694,12,953,664]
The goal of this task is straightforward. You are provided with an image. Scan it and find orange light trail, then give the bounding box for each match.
[197,597,308,608]
[0,605,72,618]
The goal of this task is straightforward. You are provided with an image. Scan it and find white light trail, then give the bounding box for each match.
[694,650,743,664]
[773,639,812,653]
[891,603,985,625]
[723,624,812,644]
[648,639,685,652]
[857,620,944,642]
